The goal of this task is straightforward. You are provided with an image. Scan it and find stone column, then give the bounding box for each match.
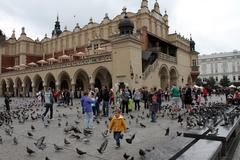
[22,84,26,97]
[71,83,76,91]
[13,85,17,97]
[43,81,47,91]
[56,81,60,91]
[90,78,95,90]
[0,86,3,97]
[31,83,36,97]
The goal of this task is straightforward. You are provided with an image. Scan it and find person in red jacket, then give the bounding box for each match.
[203,87,208,104]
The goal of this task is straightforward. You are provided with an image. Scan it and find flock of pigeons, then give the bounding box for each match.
[0,98,239,160]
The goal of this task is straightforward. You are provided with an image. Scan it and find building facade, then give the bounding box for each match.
[0,0,199,97]
[199,51,240,83]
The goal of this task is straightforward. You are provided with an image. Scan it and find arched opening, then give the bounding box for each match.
[33,74,43,92]
[58,71,71,90]
[45,73,56,89]
[0,79,7,96]
[170,68,178,87]
[93,67,112,90]
[73,69,89,91]
[7,78,14,97]
[159,65,169,90]
[15,77,23,97]
[23,76,32,97]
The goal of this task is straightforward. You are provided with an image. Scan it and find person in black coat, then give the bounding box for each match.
[4,95,11,112]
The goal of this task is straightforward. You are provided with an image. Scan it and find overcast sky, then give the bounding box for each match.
[0,0,239,55]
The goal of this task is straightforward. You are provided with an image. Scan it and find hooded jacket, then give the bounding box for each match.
[109,115,127,132]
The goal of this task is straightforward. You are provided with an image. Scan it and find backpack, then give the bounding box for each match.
[152,95,157,104]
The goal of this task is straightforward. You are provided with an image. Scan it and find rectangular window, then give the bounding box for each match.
[238,76,240,81]
[233,76,236,81]
[216,77,218,82]
[192,60,197,66]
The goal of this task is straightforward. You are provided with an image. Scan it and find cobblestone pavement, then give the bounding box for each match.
[0,95,239,160]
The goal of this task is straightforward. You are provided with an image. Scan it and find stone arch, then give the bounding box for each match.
[15,77,23,97]
[45,72,56,89]
[57,71,71,90]
[92,66,112,90]
[0,79,7,96]
[7,78,14,96]
[73,69,90,91]
[169,66,178,87]
[33,74,43,92]
[159,64,169,90]
[23,76,32,97]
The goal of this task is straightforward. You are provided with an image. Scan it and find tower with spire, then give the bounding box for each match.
[138,0,149,13]
[0,29,6,46]
[52,15,62,37]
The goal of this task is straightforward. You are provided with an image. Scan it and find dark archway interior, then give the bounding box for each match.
[61,80,69,90]
[94,68,112,90]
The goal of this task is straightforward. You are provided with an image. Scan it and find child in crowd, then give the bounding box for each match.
[108,108,127,148]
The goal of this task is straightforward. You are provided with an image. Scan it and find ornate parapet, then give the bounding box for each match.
[0,52,112,77]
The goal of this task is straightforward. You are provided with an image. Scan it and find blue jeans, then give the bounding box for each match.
[103,101,109,117]
[113,132,122,146]
[151,103,158,122]
[84,112,93,129]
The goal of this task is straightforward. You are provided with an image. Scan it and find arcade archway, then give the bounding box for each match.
[93,67,112,90]
[23,76,32,97]
[7,78,14,96]
[45,73,56,89]
[159,65,169,90]
[15,77,23,97]
[58,71,71,90]
[0,79,7,96]
[73,69,89,91]
[169,67,178,87]
[33,74,43,92]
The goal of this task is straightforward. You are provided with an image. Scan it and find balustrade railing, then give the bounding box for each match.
[1,52,112,77]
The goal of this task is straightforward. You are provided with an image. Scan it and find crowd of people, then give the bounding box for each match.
[3,83,240,149]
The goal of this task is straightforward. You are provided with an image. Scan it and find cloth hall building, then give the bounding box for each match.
[0,0,199,97]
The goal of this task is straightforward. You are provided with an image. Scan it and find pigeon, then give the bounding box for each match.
[0,136,2,144]
[176,131,182,136]
[58,122,61,127]
[13,137,18,145]
[165,127,170,136]
[177,115,183,123]
[64,138,71,145]
[31,125,35,131]
[126,133,135,144]
[135,118,139,124]
[26,146,35,155]
[130,114,135,119]
[140,123,146,128]
[129,157,134,160]
[101,130,109,138]
[75,120,80,125]
[83,138,90,144]
[34,136,46,150]
[54,144,64,151]
[27,132,33,137]
[5,128,13,136]
[139,149,146,157]
[70,134,81,140]
[45,157,50,160]
[96,119,100,124]
[97,139,108,154]
[76,148,87,155]
[123,153,130,160]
